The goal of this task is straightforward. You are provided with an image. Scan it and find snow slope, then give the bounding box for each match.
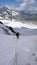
[0,34,37,65]
[0,22,37,65]
[0,22,37,36]
[0,19,37,65]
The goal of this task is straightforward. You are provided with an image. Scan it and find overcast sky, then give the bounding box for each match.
[0,0,37,11]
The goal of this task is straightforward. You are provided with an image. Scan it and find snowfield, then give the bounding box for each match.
[0,19,37,65]
[0,34,37,65]
[0,6,37,65]
[0,19,37,29]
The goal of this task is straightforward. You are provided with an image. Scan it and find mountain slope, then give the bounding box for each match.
[0,21,15,35]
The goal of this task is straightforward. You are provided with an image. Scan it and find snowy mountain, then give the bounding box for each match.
[0,7,19,20]
[0,7,12,20]
[0,6,37,21]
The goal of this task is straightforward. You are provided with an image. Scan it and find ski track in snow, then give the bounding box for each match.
[0,34,37,65]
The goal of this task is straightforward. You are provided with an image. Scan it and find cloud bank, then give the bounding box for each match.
[4,0,37,13]
[16,0,37,12]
